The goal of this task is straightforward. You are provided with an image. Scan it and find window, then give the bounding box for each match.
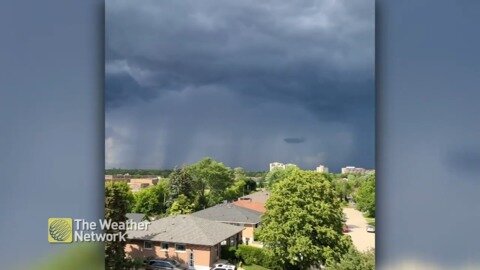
[161,242,169,250]
[144,241,153,249]
[175,244,186,251]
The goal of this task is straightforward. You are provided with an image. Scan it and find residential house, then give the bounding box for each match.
[234,190,271,214]
[125,215,243,270]
[238,190,270,205]
[128,178,159,192]
[233,200,266,214]
[192,203,262,244]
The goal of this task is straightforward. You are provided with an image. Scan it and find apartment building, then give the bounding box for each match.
[315,165,329,173]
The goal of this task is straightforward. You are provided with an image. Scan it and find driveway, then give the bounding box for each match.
[343,207,375,252]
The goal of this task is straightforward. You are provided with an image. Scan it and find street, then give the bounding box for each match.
[343,207,375,252]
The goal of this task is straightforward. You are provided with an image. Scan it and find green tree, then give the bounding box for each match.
[245,178,257,193]
[333,178,353,202]
[264,166,294,188]
[259,170,352,269]
[190,157,234,205]
[234,167,247,180]
[105,182,132,269]
[133,181,169,217]
[167,167,194,207]
[224,178,247,201]
[327,248,375,270]
[257,177,266,188]
[355,174,375,217]
[168,194,195,215]
[224,167,257,201]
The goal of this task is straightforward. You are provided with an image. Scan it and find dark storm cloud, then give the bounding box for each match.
[446,148,480,173]
[284,138,306,144]
[105,72,158,109]
[105,0,374,171]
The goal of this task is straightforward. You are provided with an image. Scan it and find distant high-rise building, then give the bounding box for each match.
[341,166,374,174]
[315,165,329,173]
[269,162,286,171]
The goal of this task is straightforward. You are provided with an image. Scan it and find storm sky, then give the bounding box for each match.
[105,0,374,172]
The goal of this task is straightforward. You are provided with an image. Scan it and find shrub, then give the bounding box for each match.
[327,248,375,270]
[221,246,238,262]
[124,257,145,269]
[235,245,280,269]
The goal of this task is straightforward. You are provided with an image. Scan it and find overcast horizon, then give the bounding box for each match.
[105,0,375,172]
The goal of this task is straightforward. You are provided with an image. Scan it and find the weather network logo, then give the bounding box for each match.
[48,218,73,243]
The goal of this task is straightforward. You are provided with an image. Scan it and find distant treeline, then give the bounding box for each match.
[105,168,266,178]
[245,171,267,177]
[105,169,173,178]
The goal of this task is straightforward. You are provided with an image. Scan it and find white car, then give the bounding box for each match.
[211,263,236,270]
[366,225,375,233]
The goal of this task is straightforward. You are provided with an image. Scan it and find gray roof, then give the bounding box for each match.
[239,191,270,204]
[192,203,262,224]
[127,215,244,246]
[126,213,146,223]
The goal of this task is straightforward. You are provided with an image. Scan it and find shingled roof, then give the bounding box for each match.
[126,213,146,223]
[126,215,244,246]
[238,190,270,204]
[192,203,262,224]
[233,200,266,213]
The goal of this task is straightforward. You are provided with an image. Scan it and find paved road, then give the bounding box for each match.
[343,207,375,252]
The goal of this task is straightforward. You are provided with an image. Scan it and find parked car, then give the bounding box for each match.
[211,263,236,270]
[342,225,349,233]
[366,225,375,233]
[146,259,187,270]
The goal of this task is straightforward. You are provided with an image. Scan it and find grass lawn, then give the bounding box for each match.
[243,264,270,270]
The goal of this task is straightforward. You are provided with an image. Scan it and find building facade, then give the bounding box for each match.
[128,178,159,192]
[126,215,243,270]
[315,165,329,173]
[341,166,374,174]
[269,162,285,171]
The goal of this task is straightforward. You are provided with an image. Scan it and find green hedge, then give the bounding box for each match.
[235,245,280,269]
